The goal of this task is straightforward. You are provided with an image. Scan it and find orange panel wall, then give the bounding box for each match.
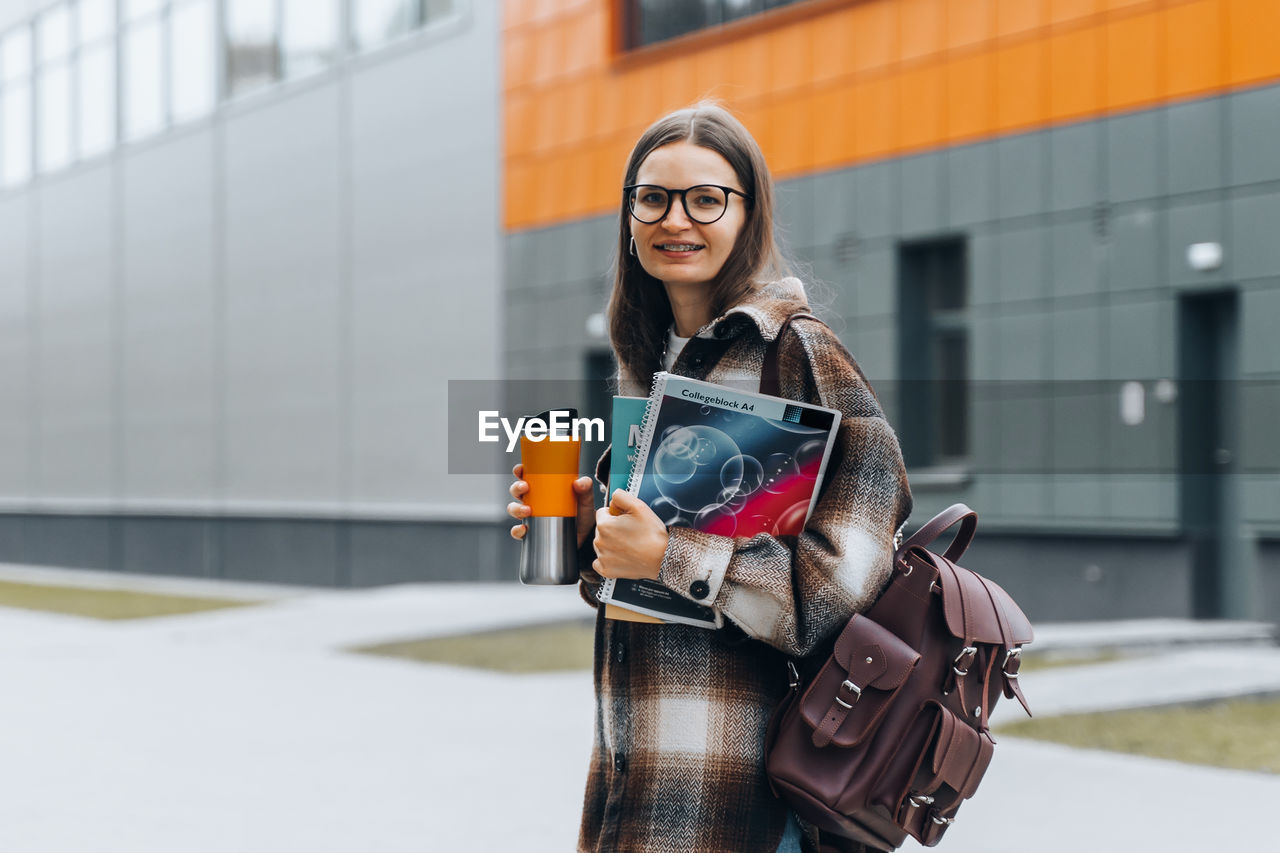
[502,0,1280,230]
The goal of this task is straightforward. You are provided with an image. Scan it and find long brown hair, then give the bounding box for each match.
[607,102,790,386]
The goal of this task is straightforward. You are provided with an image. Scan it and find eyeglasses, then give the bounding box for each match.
[623,184,753,225]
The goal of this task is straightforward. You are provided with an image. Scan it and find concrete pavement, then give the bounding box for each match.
[1,563,1277,852]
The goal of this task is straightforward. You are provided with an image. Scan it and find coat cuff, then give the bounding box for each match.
[657,526,734,607]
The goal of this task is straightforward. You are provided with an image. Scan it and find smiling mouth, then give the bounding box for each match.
[655,243,704,252]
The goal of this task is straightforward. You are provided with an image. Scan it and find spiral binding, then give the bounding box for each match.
[596,370,670,607]
[623,370,671,497]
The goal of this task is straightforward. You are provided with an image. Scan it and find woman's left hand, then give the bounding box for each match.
[592,490,669,580]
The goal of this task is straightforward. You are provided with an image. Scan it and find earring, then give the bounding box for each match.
[629,236,636,256]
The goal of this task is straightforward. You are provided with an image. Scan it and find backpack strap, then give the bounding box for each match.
[974,572,1033,717]
[760,312,823,397]
[897,504,977,564]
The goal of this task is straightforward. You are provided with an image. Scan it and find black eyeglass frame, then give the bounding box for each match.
[622,183,754,225]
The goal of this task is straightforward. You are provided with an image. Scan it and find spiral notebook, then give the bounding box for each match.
[597,372,842,628]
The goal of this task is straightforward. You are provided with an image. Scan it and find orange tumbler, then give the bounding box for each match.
[518,408,582,585]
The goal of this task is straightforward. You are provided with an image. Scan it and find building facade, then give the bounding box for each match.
[502,0,1280,621]
[0,0,508,585]
[2,0,1277,622]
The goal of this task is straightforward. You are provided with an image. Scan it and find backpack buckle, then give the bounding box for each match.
[953,646,978,676]
[834,679,862,709]
[1002,647,1022,679]
[787,660,800,689]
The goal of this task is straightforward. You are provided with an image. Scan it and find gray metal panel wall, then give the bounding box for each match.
[223,85,346,505]
[347,30,503,504]
[0,3,505,583]
[507,84,1280,618]
[0,193,31,495]
[0,513,513,585]
[35,165,116,502]
[120,130,219,503]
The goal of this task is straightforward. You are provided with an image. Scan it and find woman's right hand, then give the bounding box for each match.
[507,462,598,549]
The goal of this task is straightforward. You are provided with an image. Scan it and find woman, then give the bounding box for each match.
[508,103,912,853]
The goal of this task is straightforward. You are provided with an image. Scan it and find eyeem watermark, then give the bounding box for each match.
[479,410,605,452]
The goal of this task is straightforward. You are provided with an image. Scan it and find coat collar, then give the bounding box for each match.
[692,277,811,343]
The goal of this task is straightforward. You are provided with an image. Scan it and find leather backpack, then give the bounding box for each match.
[764,504,1034,850]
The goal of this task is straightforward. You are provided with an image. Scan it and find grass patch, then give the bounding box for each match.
[355,619,596,673]
[997,696,1280,773]
[0,579,260,621]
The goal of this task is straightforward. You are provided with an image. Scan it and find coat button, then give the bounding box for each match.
[691,352,705,367]
[614,641,626,664]
[689,580,710,599]
[614,753,627,773]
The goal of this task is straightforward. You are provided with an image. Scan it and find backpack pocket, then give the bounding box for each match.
[897,702,995,845]
[799,614,921,749]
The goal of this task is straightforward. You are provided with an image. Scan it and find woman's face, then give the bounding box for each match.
[629,141,748,288]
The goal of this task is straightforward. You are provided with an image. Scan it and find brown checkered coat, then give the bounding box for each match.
[576,278,913,853]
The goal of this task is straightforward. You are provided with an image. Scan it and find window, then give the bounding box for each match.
[170,0,214,122]
[123,12,163,139]
[78,0,117,157]
[226,0,280,96]
[897,239,970,469]
[354,0,454,51]
[1,26,34,186]
[282,0,339,79]
[122,0,169,141]
[78,0,115,43]
[0,0,462,184]
[35,4,72,173]
[623,0,807,49]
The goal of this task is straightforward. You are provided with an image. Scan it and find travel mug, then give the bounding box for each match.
[518,408,581,585]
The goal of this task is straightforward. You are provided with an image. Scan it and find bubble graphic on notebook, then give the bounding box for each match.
[653,424,743,515]
[629,375,843,541]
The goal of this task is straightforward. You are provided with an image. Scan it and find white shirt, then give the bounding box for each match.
[663,326,691,372]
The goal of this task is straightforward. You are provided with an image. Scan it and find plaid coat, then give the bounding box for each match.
[576,278,913,853]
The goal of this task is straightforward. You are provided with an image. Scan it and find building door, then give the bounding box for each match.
[1177,290,1243,618]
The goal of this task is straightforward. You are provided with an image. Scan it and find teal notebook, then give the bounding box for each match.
[609,396,649,497]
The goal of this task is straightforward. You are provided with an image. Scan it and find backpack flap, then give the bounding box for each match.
[933,556,1034,647]
[800,615,921,749]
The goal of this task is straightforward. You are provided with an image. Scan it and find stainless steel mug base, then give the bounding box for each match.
[519,516,580,585]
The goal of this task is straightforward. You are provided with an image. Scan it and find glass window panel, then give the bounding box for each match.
[226,0,279,95]
[629,0,805,47]
[424,0,454,22]
[123,20,164,140]
[637,0,712,47]
[37,61,72,172]
[228,0,277,41]
[1,82,33,186]
[78,0,117,45]
[354,0,418,50]
[78,43,115,157]
[2,27,33,82]
[723,0,759,23]
[37,4,72,64]
[125,0,164,22]
[282,0,337,79]
[170,0,215,122]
